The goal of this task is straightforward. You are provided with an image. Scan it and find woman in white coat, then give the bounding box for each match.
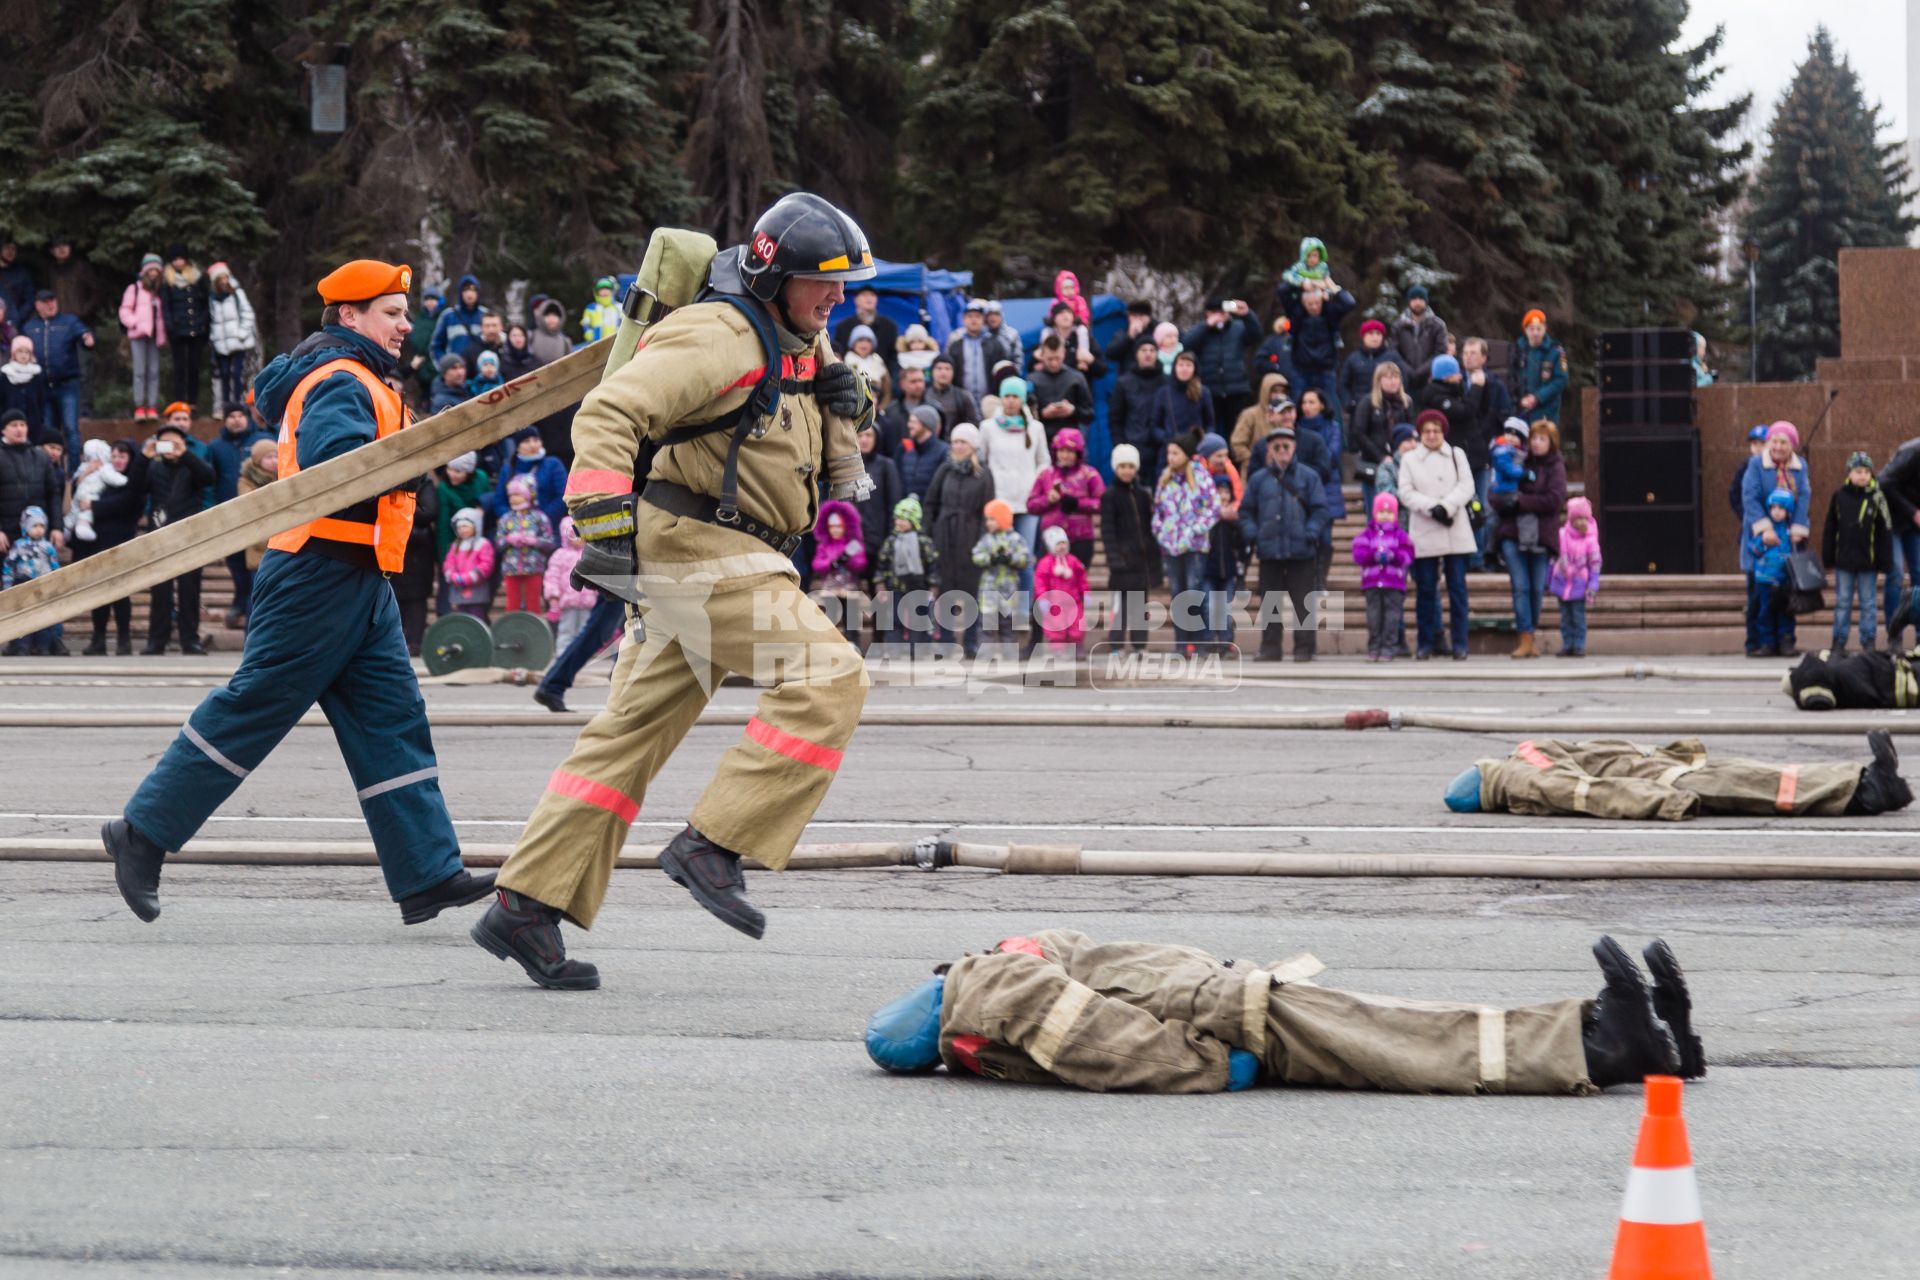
[1397,408,1477,659]
[206,261,258,416]
[978,376,1052,594]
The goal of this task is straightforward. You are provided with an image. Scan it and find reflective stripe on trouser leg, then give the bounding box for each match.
[689,579,869,871]
[1262,984,1594,1095]
[500,632,711,928]
[319,578,463,901]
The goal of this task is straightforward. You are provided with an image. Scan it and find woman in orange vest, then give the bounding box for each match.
[102,259,495,926]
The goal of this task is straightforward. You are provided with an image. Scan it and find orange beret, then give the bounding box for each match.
[163,401,192,418]
[316,259,413,305]
[1521,308,1547,329]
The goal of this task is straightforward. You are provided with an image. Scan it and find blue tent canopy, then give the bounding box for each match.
[827,259,976,347]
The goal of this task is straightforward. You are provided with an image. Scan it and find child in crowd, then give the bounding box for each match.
[876,495,937,647]
[845,325,889,403]
[1052,270,1091,327]
[1152,432,1221,658]
[3,506,61,654]
[1549,496,1602,658]
[469,349,504,398]
[1822,450,1893,655]
[66,438,127,543]
[436,452,489,554]
[493,477,555,613]
[1749,488,1798,657]
[443,508,495,621]
[1489,418,1530,502]
[1195,433,1243,652]
[1027,427,1105,566]
[1373,423,1419,530]
[973,498,1033,649]
[1033,525,1088,655]
[542,517,599,651]
[810,501,868,643]
[896,324,940,373]
[1351,491,1415,661]
[1099,443,1161,650]
[580,276,621,344]
[1152,321,1183,375]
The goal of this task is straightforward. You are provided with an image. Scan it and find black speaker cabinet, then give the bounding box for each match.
[1597,360,1693,396]
[1598,328,1693,363]
[1599,392,1695,428]
[1598,432,1702,574]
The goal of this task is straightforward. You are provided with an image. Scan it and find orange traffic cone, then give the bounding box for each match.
[1609,1075,1711,1279]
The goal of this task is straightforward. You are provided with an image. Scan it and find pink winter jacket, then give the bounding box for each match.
[119,282,167,345]
[1034,550,1088,643]
[543,520,598,614]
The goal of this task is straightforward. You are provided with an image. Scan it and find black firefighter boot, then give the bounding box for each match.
[397,868,498,925]
[1846,729,1914,815]
[101,818,166,922]
[1582,935,1682,1089]
[658,826,766,939]
[1643,939,1706,1080]
[470,889,600,990]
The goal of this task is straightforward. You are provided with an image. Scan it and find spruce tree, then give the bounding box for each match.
[901,0,1399,290]
[1512,1,1747,356]
[1745,27,1914,382]
[1324,0,1558,338]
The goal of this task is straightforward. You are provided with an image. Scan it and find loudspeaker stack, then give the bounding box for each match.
[1595,329,1700,574]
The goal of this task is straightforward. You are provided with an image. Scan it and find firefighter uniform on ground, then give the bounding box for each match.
[1784,646,1920,710]
[475,194,879,990]
[865,930,1705,1094]
[104,260,492,926]
[1445,735,1912,820]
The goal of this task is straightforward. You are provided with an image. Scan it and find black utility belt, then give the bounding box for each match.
[643,480,804,558]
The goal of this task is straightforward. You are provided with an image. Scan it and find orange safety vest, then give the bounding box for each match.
[265,358,415,574]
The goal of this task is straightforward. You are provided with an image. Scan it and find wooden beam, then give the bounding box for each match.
[0,339,610,644]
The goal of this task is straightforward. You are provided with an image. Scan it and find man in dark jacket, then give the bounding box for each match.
[207,406,273,627]
[899,405,950,498]
[1106,336,1166,485]
[160,247,211,410]
[48,237,104,323]
[1105,300,1157,368]
[924,355,981,430]
[1279,283,1356,426]
[1460,337,1514,446]
[1337,319,1408,422]
[0,409,64,558]
[1180,298,1259,427]
[878,365,933,460]
[429,274,488,365]
[1239,424,1329,662]
[22,291,94,461]
[142,418,216,654]
[1028,335,1094,445]
[1390,285,1448,386]
[0,239,35,323]
[944,301,1011,405]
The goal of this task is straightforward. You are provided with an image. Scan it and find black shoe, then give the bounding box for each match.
[470,889,600,990]
[101,818,166,923]
[1773,642,1798,658]
[47,639,69,656]
[1831,639,1848,657]
[398,868,498,925]
[1745,647,1771,659]
[658,826,766,939]
[1847,728,1913,815]
[1,641,20,656]
[532,687,568,714]
[181,640,208,656]
[1583,935,1681,1089]
[115,638,132,656]
[1414,650,1432,661]
[1642,939,1705,1080]
[140,643,167,656]
[82,638,107,656]
[1451,649,1469,661]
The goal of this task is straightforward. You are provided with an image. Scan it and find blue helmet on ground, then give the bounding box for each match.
[866,975,945,1073]
[1445,765,1483,813]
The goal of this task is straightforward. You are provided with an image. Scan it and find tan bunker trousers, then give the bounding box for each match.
[937,931,1592,1095]
[498,567,869,927]
[1479,737,1860,820]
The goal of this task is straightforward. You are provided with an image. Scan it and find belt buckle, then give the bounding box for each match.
[780,534,801,557]
[714,504,741,526]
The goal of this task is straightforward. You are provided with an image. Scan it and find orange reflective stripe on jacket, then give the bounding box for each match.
[265,357,415,573]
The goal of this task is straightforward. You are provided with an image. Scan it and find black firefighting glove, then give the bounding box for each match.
[569,494,639,601]
[816,361,873,424]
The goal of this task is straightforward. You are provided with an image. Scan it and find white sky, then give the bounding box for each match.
[1681,1,1907,140]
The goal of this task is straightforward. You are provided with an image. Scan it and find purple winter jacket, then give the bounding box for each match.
[1028,461,1106,543]
[1351,519,1415,592]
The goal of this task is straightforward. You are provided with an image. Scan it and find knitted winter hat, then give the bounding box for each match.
[998,377,1028,402]
[448,452,478,474]
[1407,284,1430,302]
[438,353,467,374]
[140,253,163,271]
[1499,417,1529,443]
[1171,427,1203,459]
[909,405,942,435]
[1041,525,1069,552]
[949,423,982,450]
[19,505,45,535]
[894,495,924,529]
[1848,450,1875,472]
[452,506,483,534]
[1767,420,1800,449]
[983,498,1014,532]
[475,350,500,372]
[505,475,534,499]
[1390,423,1418,448]
[1359,319,1387,338]
[1196,432,1228,459]
[1430,354,1461,381]
[1372,491,1400,522]
[1415,409,1449,435]
[849,324,877,348]
[1767,488,1795,512]
[1110,444,1141,470]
